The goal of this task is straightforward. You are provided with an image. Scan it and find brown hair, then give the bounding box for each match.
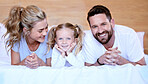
[4,5,46,50]
[87,5,112,26]
[48,23,84,55]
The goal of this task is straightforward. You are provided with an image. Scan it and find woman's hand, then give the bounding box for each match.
[25,53,39,69]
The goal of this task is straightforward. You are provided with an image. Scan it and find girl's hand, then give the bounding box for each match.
[55,44,65,58]
[66,42,76,55]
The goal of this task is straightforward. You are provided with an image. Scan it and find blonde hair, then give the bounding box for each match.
[48,23,84,55]
[4,5,46,50]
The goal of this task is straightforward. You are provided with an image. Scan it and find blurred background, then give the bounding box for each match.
[0,0,148,54]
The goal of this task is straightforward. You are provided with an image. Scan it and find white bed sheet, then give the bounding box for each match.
[0,64,147,84]
[145,54,148,65]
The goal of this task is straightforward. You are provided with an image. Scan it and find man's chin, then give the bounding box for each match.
[97,39,108,44]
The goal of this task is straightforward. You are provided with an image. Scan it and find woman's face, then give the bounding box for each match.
[28,19,48,43]
[55,28,75,51]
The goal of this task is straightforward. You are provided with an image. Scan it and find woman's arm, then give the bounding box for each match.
[11,49,26,65]
[46,58,52,66]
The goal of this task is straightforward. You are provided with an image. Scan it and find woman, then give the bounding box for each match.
[4,5,52,69]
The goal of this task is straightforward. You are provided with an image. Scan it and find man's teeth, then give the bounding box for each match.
[99,33,106,37]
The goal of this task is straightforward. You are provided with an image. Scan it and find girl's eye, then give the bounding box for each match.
[67,38,71,40]
[59,38,62,40]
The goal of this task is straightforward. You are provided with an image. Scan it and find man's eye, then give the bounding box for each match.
[102,23,106,26]
[91,26,97,28]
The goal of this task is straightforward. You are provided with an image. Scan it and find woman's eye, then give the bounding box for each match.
[38,30,42,33]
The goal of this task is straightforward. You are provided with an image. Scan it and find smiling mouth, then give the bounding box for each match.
[99,33,106,37]
[40,36,45,39]
[62,45,69,48]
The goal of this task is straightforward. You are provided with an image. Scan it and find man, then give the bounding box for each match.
[84,5,146,66]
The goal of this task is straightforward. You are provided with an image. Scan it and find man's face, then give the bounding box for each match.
[89,14,114,44]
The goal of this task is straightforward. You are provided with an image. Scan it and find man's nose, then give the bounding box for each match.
[97,27,104,33]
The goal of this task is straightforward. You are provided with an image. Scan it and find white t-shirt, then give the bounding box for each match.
[51,46,85,67]
[12,33,52,63]
[83,25,144,64]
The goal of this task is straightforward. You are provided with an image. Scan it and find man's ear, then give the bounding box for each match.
[111,19,115,28]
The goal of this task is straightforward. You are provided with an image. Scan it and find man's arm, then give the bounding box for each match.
[116,56,146,65]
[85,62,99,66]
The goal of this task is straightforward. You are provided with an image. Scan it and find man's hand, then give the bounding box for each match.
[98,47,121,65]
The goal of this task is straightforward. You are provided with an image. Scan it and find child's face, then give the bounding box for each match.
[55,28,75,51]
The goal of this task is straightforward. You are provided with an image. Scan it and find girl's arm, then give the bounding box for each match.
[51,55,66,67]
[51,44,66,67]
[65,50,84,67]
[51,47,66,67]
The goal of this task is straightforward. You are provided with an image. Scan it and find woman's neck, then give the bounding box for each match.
[26,37,40,51]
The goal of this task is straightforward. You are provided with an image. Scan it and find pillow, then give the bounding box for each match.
[0,23,11,65]
[0,23,10,57]
[136,32,145,51]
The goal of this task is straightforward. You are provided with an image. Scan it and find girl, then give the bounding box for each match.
[48,23,85,67]
[4,5,52,69]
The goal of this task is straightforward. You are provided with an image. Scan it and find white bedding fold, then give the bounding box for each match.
[0,64,147,84]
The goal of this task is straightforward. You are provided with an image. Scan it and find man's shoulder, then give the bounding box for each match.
[114,24,136,34]
[84,30,93,39]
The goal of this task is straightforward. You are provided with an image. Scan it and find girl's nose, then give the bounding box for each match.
[62,39,66,44]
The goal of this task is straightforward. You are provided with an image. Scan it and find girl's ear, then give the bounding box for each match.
[55,38,57,42]
[75,38,78,44]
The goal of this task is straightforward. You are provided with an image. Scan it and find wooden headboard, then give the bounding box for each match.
[0,0,147,54]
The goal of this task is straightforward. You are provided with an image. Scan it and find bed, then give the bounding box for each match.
[0,23,148,84]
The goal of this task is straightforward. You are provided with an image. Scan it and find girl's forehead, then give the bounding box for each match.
[56,28,74,36]
[57,27,74,32]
